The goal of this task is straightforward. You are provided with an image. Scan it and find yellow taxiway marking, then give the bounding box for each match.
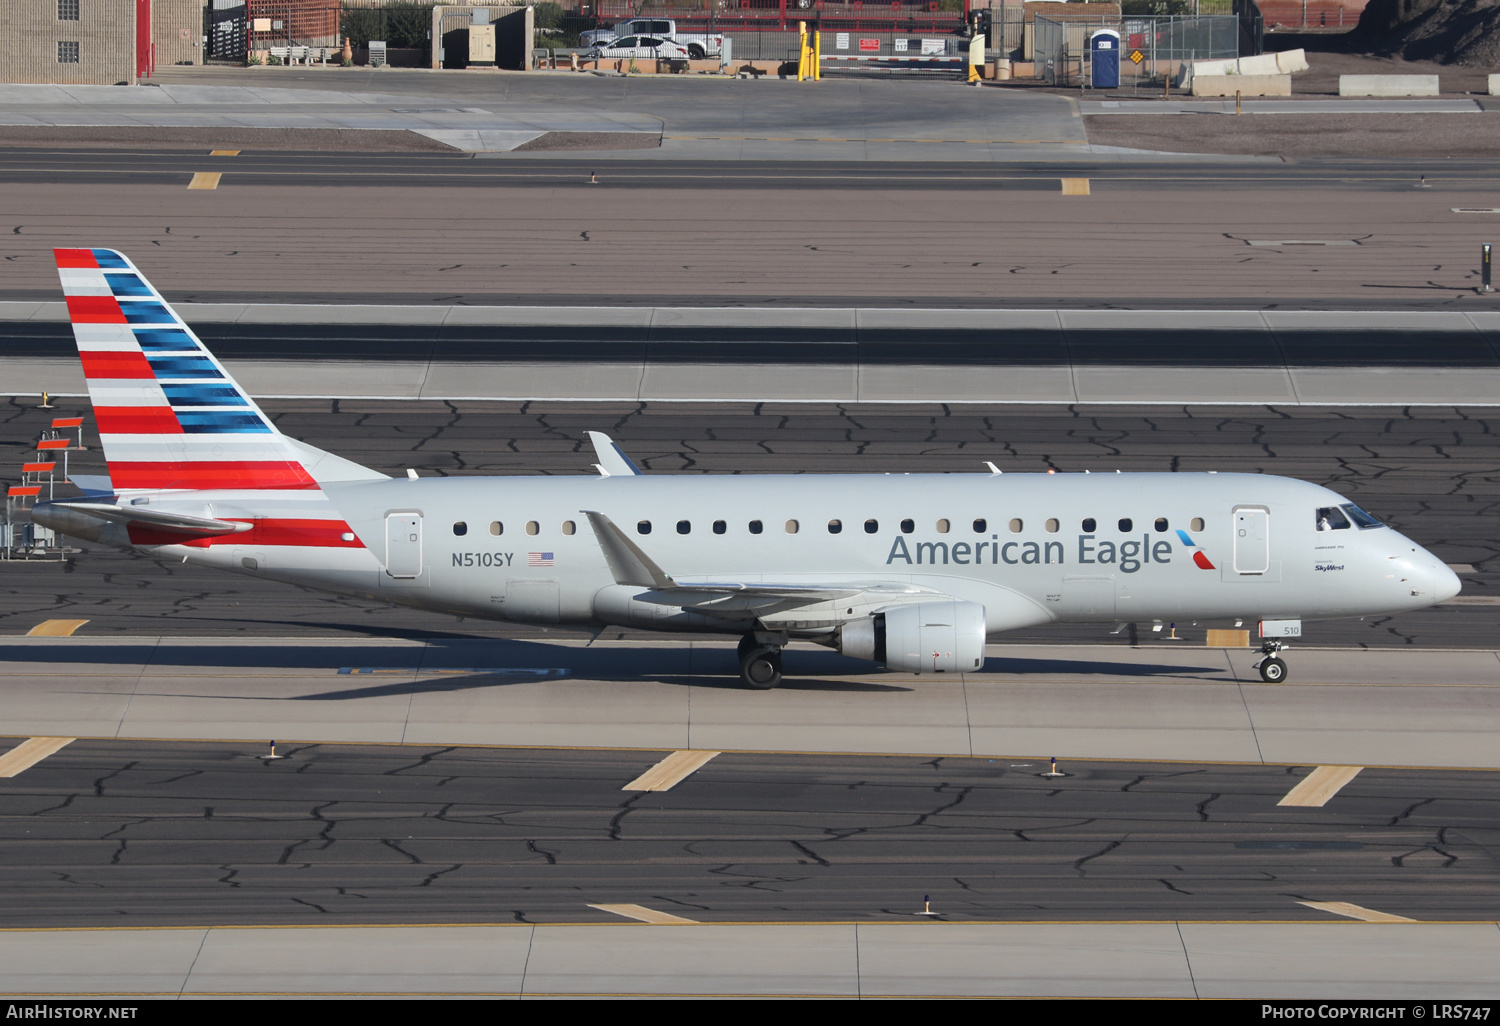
[588,904,699,925]
[209,149,240,156]
[0,737,75,778]
[1279,765,1363,807]
[1061,177,1091,196]
[1299,901,1416,924]
[188,172,222,190]
[623,749,721,792]
[25,619,88,637]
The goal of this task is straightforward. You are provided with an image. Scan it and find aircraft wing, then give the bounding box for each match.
[583,510,887,613]
[42,501,253,538]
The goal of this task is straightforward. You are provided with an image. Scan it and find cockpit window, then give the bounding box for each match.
[1341,503,1385,529]
[1315,507,1351,531]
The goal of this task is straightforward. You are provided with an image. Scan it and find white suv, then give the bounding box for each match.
[584,36,691,62]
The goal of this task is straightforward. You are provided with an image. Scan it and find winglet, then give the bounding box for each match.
[583,511,673,589]
[588,432,643,477]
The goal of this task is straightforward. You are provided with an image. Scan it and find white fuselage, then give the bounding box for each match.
[130,471,1459,637]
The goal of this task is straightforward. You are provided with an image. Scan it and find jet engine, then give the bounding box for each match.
[837,600,986,673]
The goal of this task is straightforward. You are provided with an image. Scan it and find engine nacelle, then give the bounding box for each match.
[838,600,986,673]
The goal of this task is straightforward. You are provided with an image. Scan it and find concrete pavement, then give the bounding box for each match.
[3,637,1500,768]
[2,921,1496,997]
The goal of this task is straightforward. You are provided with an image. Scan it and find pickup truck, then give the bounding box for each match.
[578,18,725,59]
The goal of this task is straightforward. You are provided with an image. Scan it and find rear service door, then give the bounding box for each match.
[1232,506,1270,575]
[385,513,423,578]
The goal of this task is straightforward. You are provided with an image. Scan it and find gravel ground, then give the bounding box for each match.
[1084,111,1500,158]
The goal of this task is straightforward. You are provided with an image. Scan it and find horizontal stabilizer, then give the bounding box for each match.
[44,501,253,538]
[68,475,115,497]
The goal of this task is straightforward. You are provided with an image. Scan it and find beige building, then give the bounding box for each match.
[1,0,205,85]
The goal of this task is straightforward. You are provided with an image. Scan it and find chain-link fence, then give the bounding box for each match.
[1036,13,1237,88]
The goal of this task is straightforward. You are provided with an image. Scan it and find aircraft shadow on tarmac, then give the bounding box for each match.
[3,636,1226,697]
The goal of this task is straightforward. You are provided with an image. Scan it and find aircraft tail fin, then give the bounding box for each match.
[54,248,384,491]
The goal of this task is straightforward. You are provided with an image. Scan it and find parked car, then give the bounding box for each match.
[583,35,692,65]
[580,19,725,59]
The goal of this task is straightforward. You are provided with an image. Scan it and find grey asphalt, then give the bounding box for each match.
[1,400,1494,649]
[4,164,1497,309]
[8,306,1500,406]
[0,738,1493,927]
[0,75,1091,160]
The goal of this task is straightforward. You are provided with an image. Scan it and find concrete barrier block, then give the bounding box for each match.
[1275,48,1309,74]
[1490,73,1500,95]
[1339,74,1439,97]
[1191,74,1291,98]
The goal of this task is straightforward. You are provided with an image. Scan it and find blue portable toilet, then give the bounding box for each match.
[1090,29,1121,90]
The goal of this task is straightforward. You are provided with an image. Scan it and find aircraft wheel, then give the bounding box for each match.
[1259,657,1287,684]
[737,633,757,660]
[740,646,783,690]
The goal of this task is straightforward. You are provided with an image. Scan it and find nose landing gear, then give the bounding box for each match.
[1254,640,1288,683]
[737,632,784,690]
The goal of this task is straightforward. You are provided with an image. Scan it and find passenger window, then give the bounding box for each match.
[453,521,467,536]
[1082,518,1096,532]
[901,518,915,534]
[936,519,950,534]
[713,520,726,535]
[637,520,652,535]
[1008,518,1022,533]
[1154,518,1168,532]
[562,520,576,536]
[785,520,799,534]
[1191,517,1205,532]
[489,521,503,536]
[828,519,842,534]
[1045,518,1059,533]
[677,520,691,535]
[864,519,878,534]
[972,518,986,533]
[1118,518,1132,532]
[748,520,762,535]
[526,521,539,536]
[1316,506,1351,531]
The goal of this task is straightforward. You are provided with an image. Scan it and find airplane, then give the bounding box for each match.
[31,248,1462,689]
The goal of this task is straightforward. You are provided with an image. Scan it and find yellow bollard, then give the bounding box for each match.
[812,28,821,81]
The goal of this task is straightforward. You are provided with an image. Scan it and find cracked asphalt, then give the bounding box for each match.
[1,398,1493,648]
[2,739,1493,927]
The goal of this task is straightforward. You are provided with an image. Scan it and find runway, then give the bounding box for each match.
[0,736,1497,928]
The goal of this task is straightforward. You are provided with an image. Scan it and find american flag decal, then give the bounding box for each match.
[528,552,555,567]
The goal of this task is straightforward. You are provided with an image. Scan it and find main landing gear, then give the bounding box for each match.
[1255,640,1289,684]
[737,632,784,690]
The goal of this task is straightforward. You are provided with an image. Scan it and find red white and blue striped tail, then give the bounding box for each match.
[56,247,323,493]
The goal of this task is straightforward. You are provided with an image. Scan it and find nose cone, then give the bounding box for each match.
[1433,561,1462,603]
